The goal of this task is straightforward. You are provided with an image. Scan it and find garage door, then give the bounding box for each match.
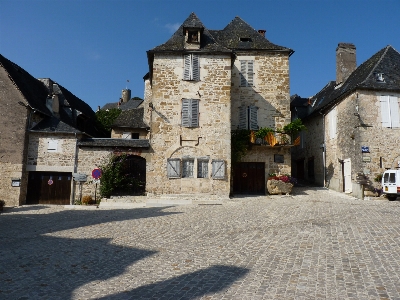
[26,172,72,204]
[233,162,265,195]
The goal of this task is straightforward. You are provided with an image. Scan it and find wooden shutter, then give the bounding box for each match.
[212,160,225,179]
[238,105,248,129]
[192,55,200,81]
[249,105,258,130]
[183,54,191,80]
[247,61,254,86]
[167,159,181,178]
[389,96,400,128]
[344,158,352,193]
[182,99,190,127]
[190,99,199,127]
[380,96,391,127]
[240,61,247,86]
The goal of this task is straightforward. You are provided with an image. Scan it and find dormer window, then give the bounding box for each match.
[240,37,252,42]
[187,30,199,43]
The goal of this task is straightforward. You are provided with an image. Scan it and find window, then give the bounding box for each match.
[187,30,199,43]
[380,95,400,128]
[132,133,139,139]
[182,99,199,127]
[240,60,254,87]
[212,160,225,179]
[122,132,131,139]
[48,139,58,152]
[238,105,258,130]
[183,54,200,81]
[167,158,181,178]
[329,107,337,139]
[197,159,209,178]
[182,159,194,178]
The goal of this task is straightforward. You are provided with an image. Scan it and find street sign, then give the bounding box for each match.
[92,168,102,179]
[73,173,88,182]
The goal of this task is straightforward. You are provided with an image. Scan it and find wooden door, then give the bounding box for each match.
[233,162,265,195]
[26,172,72,204]
[343,158,352,193]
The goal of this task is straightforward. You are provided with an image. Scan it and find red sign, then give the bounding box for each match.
[92,168,102,179]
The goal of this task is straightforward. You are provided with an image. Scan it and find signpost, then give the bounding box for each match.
[92,168,102,202]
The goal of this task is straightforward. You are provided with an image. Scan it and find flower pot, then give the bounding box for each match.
[267,179,293,195]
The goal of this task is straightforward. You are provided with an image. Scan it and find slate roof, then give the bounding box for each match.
[30,116,81,133]
[307,45,400,117]
[78,138,150,148]
[112,107,149,129]
[101,99,143,111]
[210,17,293,53]
[149,13,231,53]
[148,13,292,54]
[0,53,101,137]
[0,54,51,116]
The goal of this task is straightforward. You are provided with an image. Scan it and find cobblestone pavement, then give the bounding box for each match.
[1,187,400,300]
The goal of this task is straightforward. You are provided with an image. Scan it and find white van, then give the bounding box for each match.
[381,169,400,201]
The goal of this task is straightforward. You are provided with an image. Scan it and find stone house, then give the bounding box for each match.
[0,54,102,206]
[291,43,400,199]
[141,13,293,197]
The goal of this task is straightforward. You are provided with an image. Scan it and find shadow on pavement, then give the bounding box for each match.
[100,265,249,300]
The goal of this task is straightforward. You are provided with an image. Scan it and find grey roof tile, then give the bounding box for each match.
[78,138,150,148]
[112,107,149,129]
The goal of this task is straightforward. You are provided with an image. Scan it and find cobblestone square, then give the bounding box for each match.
[1,187,400,299]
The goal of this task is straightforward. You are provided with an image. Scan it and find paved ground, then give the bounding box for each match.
[1,187,400,300]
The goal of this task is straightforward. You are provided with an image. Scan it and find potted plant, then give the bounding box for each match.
[283,118,306,138]
[267,174,297,195]
[255,127,274,140]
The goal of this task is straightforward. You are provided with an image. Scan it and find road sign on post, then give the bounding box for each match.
[92,168,102,179]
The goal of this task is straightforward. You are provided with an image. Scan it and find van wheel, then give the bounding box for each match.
[387,195,397,201]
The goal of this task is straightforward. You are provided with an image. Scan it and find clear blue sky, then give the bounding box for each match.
[1,0,399,111]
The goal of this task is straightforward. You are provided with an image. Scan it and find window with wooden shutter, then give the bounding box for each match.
[240,60,254,87]
[212,160,225,179]
[183,54,200,81]
[197,159,209,178]
[238,105,258,130]
[380,95,400,128]
[167,158,181,178]
[182,99,199,127]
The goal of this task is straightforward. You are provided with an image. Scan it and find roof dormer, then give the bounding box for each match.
[184,27,202,50]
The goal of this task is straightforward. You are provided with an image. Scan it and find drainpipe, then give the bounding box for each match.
[70,132,79,205]
[320,111,326,187]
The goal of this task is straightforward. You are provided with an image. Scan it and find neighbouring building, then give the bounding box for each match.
[291,43,400,199]
[0,54,102,206]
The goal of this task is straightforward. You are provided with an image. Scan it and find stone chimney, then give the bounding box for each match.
[121,89,131,103]
[258,29,266,37]
[336,43,356,84]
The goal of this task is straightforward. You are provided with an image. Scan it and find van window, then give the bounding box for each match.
[384,172,396,183]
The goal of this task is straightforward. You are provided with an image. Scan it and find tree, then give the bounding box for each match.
[95,108,121,136]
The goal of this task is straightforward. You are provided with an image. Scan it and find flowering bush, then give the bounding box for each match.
[268,174,297,185]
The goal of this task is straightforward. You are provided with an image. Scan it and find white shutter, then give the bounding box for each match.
[238,105,248,129]
[167,159,181,178]
[183,54,191,80]
[212,160,225,179]
[247,61,254,86]
[192,55,200,81]
[380,95,391,127]
[240,61,247,86]
[389,96,400,128]
[249,105,258,130]
[182,99,190,127]
[344,158,352,193]
[329,107,337,139]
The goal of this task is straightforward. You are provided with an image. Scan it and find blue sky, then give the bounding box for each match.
[1,0,399,111]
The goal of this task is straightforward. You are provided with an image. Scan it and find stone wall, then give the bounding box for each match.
[0,66,30,206]
[146,53,231,196]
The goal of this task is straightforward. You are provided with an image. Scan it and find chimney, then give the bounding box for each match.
[336,43,356,84]
[258,29,266,37]
[121,89,131,103]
